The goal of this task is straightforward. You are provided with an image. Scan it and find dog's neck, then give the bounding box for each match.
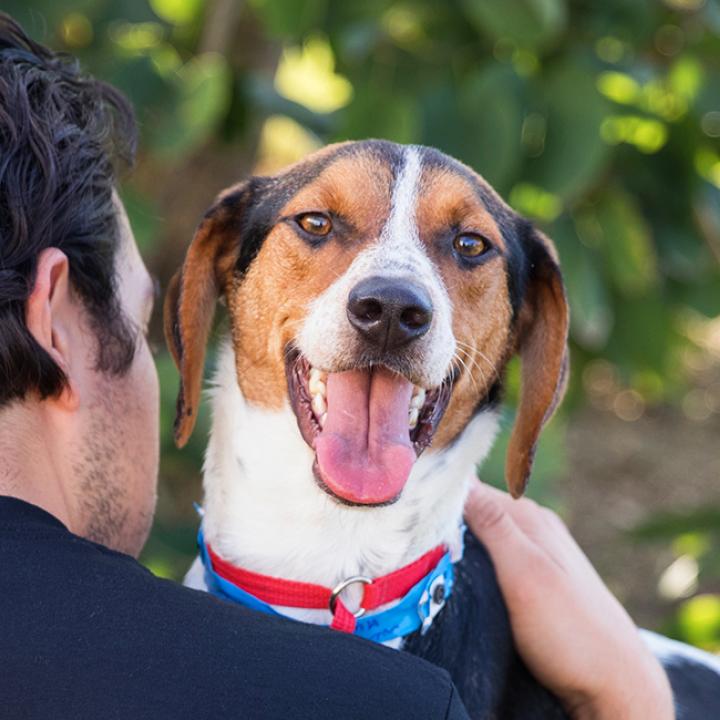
[201,342,499,593]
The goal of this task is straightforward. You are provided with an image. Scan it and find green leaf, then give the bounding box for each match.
[150,0,203,26]
[150,53,232,158]
[629,507,720,540]
[419,81,465,160]
[604,291,676,376]
[526,59,611,200]
[460,0,567,52]
[594,189,658,296]
[248,0,328,38]
[337,84,419,144]
[104,54,174,121]
[457,65,524,191]
[670,276,720,318]
[552,217,614,349]
[655,221,712,283]
[675,595,720,651]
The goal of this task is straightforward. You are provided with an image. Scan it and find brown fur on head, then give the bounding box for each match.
[164,141,569,501]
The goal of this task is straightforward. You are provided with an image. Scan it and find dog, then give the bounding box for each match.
[165,140,720,718]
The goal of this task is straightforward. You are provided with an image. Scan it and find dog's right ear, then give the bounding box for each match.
[163,183,249,447]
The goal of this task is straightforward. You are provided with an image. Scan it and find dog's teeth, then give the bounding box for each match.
[410,388,426,409]
[309,367,327,383]
[309,376,326,397]
[311,394,327,417]
[408,408,419,429]
[319,412,327,427]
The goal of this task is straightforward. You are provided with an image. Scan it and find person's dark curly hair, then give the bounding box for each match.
[0,13,138,407]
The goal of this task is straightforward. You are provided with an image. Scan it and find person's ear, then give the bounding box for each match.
[25,248,78,408]
[164,182,250,447]
[506,227,569,499]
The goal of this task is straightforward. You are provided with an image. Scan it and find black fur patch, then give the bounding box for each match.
[403,532,568,719]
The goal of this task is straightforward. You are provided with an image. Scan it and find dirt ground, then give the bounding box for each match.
[562,404,720,631]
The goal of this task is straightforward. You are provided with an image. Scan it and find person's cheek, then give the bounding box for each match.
[127,339,160,510]
[138,340,160,468]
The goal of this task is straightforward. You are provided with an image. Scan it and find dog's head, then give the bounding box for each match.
[164,141,568,504]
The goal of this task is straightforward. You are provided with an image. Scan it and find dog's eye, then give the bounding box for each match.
[453,233,490,258]
[296,212,332,237]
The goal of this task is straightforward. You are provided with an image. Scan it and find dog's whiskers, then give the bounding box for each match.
[458,352,491,388]
[451,351,482,395]
[455,340,501,382]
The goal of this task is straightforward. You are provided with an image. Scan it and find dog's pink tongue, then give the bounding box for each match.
[314,367,415,505]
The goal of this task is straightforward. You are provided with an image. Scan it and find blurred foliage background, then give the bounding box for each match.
[9,0,720,651]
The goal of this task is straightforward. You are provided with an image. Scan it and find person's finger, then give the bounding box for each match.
[467,482,587,572]
[464,482,552,579]
[469,482,552,535]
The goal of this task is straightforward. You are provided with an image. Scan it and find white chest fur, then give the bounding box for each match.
[195,341,499,626]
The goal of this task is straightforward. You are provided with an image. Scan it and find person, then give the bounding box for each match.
[464,484,674,719]
[0,13,672,719]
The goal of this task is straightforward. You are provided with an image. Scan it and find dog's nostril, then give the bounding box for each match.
[400,305,431,330]
[347,276,433,351]
[355,298,383,323]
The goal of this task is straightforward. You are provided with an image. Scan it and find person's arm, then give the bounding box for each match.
[464,482,674,720]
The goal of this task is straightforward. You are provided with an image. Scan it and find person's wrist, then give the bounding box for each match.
[567,651,674,720]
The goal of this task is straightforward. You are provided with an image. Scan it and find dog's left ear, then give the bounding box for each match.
[163,183,249,448]
[506,227,569,498]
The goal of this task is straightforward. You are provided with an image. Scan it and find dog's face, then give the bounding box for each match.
[165,141,568,504]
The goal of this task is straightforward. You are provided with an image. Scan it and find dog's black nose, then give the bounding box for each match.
[347,276,433,350]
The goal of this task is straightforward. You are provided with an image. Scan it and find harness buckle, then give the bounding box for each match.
[419,572,449,635]
[329,575,372,618]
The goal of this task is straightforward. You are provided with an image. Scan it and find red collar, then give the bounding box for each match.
[205,541,448,633]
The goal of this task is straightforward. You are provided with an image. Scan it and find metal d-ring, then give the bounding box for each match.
[329,575,372,618]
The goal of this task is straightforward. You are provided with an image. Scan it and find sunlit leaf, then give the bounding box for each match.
[109,21,164,52]
[275,36,353,114]
[597,71,640,104]
[600,115,668,153]
[673,532,712,559]
[60,12,93,47]
[254,114,321,174]
[150,0,203,26]
[676,594,720,651]
[509,183,563,222]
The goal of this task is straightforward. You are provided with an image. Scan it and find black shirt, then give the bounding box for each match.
[0,496,469,719]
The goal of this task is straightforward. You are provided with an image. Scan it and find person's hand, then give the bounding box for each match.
[464,481,674,720]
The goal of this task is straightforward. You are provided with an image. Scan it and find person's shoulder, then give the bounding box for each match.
[1,518,468,720]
